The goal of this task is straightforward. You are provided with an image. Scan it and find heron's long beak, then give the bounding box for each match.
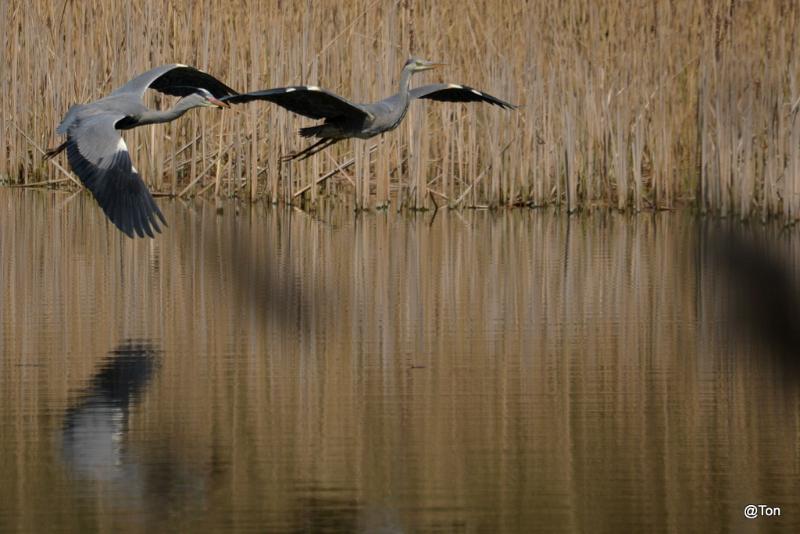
[209,96,229,109]
[420,61,446,71]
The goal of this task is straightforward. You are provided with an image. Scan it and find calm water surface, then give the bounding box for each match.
[1,189,798,533]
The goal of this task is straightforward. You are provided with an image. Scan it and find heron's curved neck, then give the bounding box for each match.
[135,98,200,127]
[385,66,415,128]
[398,67,414,104]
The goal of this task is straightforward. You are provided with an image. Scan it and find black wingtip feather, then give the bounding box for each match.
[299,125,324,138]
[412,84,518,110]
[130,198,145,239]
[139,202,155,239]
[150,66,238,99]
[147,194,167,227]
[221,86,370,122]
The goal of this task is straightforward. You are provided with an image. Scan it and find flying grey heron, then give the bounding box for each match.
[46,64,237,238]
[223,58,516,161]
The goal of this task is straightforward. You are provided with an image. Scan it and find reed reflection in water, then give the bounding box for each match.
[0,189,798,532]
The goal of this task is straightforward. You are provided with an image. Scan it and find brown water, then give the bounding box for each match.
[1,189,798,533]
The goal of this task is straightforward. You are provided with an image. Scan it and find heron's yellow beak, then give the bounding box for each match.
[418,61,445,71]
[208,96,229,109]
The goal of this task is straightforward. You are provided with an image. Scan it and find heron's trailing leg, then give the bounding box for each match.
[282,138,338,162]
[44,141,67,160]
[281,138,328,162]
[297,139,341,161]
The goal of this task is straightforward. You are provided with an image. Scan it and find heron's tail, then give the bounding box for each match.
[44,141,67,160]
[299,125,324,138]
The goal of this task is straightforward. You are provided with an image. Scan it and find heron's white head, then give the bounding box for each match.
[404,57,446,73]
[187,88,228,109]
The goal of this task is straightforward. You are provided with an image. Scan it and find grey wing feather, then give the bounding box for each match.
[223,87,373,121]
[410,84,517,109]
[110,64,237,100]
[56,104,86,135]
[64,112,166,238]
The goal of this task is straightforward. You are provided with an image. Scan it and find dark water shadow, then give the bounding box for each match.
[697,219,800,383]
[174,202,317,336]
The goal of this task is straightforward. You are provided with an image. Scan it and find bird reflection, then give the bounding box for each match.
[61,340,159,481]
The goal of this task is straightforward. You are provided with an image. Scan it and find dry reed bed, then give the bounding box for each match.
[1,0,799,217]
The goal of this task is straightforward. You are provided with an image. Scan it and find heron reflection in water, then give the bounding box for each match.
[61,340,159,481]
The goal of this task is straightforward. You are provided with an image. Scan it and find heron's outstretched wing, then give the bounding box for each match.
[223,86,373,121]
[111,64,237,100]
[65,112,166,238]
[410,84,517,109]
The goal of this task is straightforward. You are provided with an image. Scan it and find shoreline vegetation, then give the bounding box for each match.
[2,1,799,218]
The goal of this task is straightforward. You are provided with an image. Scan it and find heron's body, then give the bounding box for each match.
[297,89,410,140]
[225,58,516,160]
[357,67,417,136]
[47,64,236,238]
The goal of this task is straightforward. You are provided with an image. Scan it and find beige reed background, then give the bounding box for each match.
[1,0,800,216]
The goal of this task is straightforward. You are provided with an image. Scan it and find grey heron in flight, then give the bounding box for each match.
[46,64,237,238]
[224,58,516,161]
